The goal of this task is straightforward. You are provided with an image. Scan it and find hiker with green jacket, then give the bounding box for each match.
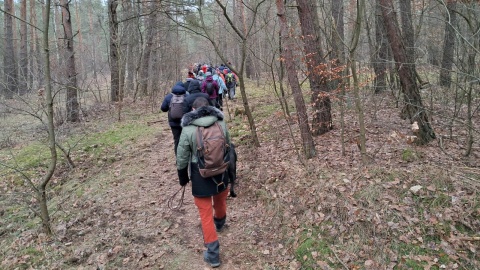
[176,97,231,268]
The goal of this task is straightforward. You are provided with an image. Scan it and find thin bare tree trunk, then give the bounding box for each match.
[29,0,37,89]
[212,0,261,147]
[74,0,85,82]
[276,0,316,159]
[439,1,457,88]
[108,0,120,102]
[40,0,56,235]
[4,0,18,98]
[373,0,389,93]
[60,0,80,122]
[379,0,435,144]
[349,0,367,162]
[331,0,347,156]
[138,2,156,97]
[19,0,28,95]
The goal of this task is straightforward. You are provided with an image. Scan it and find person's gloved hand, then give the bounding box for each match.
[177,167,189,186]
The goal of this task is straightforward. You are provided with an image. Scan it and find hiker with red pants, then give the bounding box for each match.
[176,97,231,268]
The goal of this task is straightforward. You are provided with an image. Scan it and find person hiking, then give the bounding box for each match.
[160,81,187,155]
[212,69,227,110]
[183,79,214,113]
[176,97,231,268]
[183,71,196,94]
[225,69,238,100]
[201,72,220,108]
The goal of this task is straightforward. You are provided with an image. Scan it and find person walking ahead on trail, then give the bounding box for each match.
[183,71,196,93]
[176,97,231,268]
[225,69,238,100]
[160,81,187,155]
[201,72,220,108]
[183,79,213,114]
[212,69,227,110]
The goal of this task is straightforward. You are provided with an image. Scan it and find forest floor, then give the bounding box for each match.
[1,86,480,270]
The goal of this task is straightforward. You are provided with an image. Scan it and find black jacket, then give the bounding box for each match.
[160,82,187,127]
[183,80,213,114]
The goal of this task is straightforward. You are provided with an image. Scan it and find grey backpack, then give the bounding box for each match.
[169,94,185,120]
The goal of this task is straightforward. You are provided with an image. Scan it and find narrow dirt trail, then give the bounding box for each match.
[69,117,269,269]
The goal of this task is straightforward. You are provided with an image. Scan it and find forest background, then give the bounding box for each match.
[0,0,479,269]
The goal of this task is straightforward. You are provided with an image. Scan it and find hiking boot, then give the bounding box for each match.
[214,216,226,232]
[204,241,221,268]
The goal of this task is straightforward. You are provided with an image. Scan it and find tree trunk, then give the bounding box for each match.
[349,0,367,162]
[3,0,18,98]
[276,0,316,159]
[212,0,261,147]
[399,0,415,68]
[73,0,85,82]
[19,0,28,95]
[60,0,80,122]
[108,0,120,102]
[296,0,332,136]
[122,0,136,97]
[439,1,457,88]
[29,0,37,90]
[40,0,56,235]
[138,2,156,97]
[373,0,389,93]
[379,0,435,145]
[331,0,347,155]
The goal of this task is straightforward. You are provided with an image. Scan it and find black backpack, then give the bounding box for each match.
[169,94,185,120]
[196,122,230,178]
[205,81,215,96]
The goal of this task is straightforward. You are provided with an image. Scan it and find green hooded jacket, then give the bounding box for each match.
[176,106,231,197]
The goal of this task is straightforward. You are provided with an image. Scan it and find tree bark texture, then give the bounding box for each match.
[19,0,28,95]
[60,0,80,122]
[379,0,435,144]
[3,0,18,98]
[40,0,56,235]
[373,0,389,93]
[138,2,156,97]
[439,1,457,88]
[330,0,345,91]
[122,0,137,95]
[108,0,120,102]
[29,0,37,89]
[296,0,332,136]
[399,0,415,69]
[276,0,316,159]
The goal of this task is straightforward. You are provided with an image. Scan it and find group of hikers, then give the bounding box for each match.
[188,63,239,109]
[159,63,238,268]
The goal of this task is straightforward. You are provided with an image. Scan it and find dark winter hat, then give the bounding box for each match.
[171,81,186,94]
[188,79,202,93]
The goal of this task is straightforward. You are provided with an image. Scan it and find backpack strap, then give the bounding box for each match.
[196,126,205,157]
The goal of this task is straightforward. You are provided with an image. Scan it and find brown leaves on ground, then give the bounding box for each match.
[1,94,479,269]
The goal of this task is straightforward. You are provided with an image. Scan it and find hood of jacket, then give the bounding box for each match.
[188,79,201,93]
[205,76,214,82]
[171,81,186,95]
[181,106,224,127]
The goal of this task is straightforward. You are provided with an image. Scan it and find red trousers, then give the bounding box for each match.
[194,188,229,243]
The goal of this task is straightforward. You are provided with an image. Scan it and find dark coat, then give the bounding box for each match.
[201,76,219,99]
[161,82,186,127]
[183,78,195,93]
[183,80,213,113]
[176,106,231,197]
